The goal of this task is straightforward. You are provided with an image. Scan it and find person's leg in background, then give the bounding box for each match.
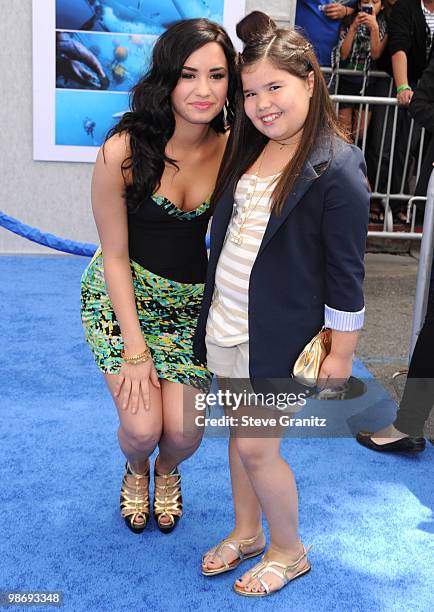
[357,254,434,452]
[365,76,393,194]
[365,79,420,224]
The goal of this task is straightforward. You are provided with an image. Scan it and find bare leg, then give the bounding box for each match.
[202,436,265,570]
[157,380,204,470]
[233,434,308,593]
[355,109,372,143]
[229,437,263,534]
[203,378,265,570]
[105,373,163,525]
[154,380,205,525]
[339,107,354,142]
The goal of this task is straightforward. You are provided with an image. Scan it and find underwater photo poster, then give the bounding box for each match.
[33,0,246,162]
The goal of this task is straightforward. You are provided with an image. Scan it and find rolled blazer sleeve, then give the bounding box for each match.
[321,144,370,315]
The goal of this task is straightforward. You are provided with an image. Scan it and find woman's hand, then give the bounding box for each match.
[114,359,160,414]
[317,353,353,389]
[323,3,348,20]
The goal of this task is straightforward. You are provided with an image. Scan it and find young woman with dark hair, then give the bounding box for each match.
[195,13,370,596]
[80,18,236,535]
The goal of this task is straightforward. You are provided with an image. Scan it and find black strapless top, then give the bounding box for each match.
[127,193,211,284]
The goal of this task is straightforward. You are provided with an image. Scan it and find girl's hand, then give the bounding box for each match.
[323,3,347,20]
[114,359,160,414]
[350,12,365,29]
[358,12,379,31]
[317,353,353,389]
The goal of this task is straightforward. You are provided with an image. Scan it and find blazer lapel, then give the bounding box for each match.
[209,133,334,261]
[257,160,318,257]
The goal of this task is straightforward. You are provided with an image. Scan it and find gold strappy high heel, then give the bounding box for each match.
[119,460,150,534]
[233,544,313,597]
[153,456,183,534]
[202,533,266,576]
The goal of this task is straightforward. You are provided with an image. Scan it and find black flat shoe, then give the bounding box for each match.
[356,431,426,453]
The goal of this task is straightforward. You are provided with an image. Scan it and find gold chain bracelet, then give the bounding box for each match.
[121,347,151,364]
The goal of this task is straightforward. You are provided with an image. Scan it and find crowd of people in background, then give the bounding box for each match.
[296,0,434,224]
[296,0,434,451]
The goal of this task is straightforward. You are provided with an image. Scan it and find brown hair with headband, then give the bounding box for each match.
[213,13,348,214]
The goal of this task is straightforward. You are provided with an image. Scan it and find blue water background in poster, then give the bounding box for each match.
[56,0,224,34]
[56,90,129,146]
[55,0,225,147]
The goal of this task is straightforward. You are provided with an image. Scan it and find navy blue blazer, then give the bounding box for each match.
[193,135,370,380]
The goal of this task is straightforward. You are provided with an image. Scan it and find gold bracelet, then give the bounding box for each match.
[124,355,150,365]
[121,347,151,363]
[122,354,151,365]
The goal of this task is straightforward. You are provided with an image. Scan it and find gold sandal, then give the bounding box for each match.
[119,460,150,534]
[153,457,183,534]
[202,533,265,576]
[233,544,313,597]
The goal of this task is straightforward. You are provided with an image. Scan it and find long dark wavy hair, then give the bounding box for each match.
[105,19,237,211]
[213,14,348,214]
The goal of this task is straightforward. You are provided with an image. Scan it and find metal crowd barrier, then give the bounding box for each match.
[322,67,434,363]
[323,66,394,97]
[321,66,427,238]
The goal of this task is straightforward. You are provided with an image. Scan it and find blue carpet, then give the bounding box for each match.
[0,256,432,612]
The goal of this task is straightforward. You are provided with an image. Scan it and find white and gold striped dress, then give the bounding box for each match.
[206,173,278,347]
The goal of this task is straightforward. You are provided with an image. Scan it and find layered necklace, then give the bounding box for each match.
[229,139,294,246]
[229,144,275,245]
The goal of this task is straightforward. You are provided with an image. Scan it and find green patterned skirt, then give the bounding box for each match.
[80,247,212,391]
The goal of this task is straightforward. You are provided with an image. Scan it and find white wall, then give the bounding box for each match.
[0,0,295,253]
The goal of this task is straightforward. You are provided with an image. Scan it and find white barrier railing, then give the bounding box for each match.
[331,94,425,237]
[322,68,433,363]
[322,66,393,97]
[321,66,426,237]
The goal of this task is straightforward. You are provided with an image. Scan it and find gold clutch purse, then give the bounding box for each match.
[292,327,332,387]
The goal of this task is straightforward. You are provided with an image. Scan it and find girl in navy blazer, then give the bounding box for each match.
[195,15,370,597]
